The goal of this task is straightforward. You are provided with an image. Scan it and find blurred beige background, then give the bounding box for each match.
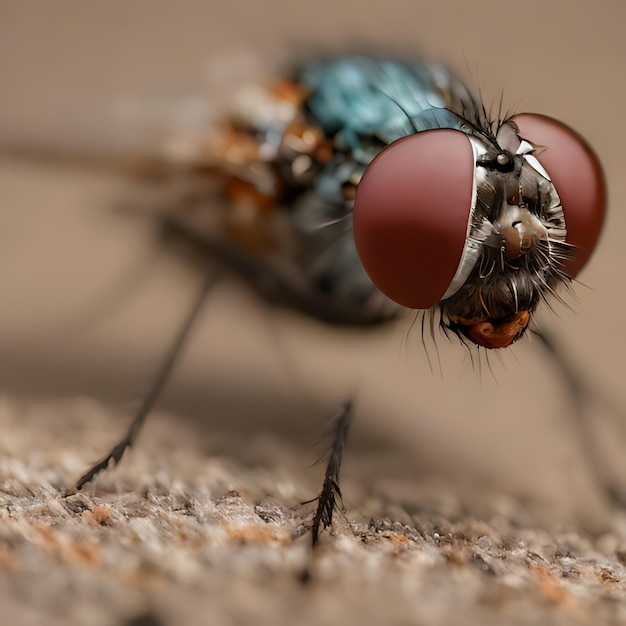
[1,0,625,530]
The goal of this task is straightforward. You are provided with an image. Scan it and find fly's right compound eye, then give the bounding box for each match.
[353,129,475,309]
[510,113,606,279]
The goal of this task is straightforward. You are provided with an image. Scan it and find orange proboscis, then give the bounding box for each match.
[451,310,530,349]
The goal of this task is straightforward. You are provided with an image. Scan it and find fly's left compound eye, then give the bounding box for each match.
[353,129,474,309]
[511,113,606,278]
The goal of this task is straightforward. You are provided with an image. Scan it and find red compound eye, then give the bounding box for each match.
[511,113,606,278]
[353,129,474,309]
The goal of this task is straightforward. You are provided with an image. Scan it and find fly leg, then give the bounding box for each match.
[533,328,624,506]
[71,268,220,493]
[310,400,352,546]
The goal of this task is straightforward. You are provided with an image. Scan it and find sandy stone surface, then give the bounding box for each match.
[2,395,626,626]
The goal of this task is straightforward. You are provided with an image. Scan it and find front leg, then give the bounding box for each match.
[311,401,352,546]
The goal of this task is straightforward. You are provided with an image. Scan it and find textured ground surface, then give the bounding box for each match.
[2,396,626,626]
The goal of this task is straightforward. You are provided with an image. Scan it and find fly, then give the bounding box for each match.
[148,56,604,349]
[67,55,607,543]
